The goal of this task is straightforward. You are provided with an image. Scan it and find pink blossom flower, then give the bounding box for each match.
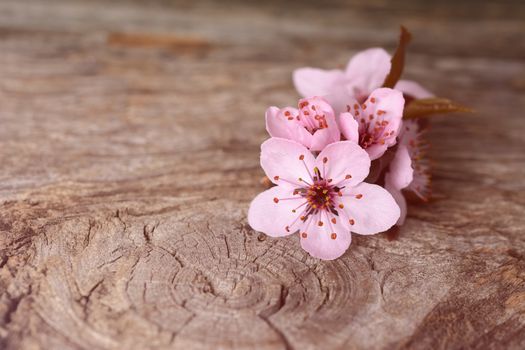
[265,96,340,152]
[293,48,433,114]
[385,120,431,225]
[338,88,405,160]
[248,138,400,260]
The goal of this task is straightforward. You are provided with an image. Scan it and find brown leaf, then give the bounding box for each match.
[403,98,473,119]
[382,26,412,89]
[260,176,274,188]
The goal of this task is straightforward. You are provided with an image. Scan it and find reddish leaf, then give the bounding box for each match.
[403,98,473,119]
[383,26,412,89]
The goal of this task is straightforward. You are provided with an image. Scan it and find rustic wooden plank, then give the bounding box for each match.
[0,0,524,349]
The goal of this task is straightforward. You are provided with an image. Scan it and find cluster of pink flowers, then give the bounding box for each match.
[249,46,432,260]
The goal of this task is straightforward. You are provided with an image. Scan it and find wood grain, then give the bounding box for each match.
[0,0,524,349]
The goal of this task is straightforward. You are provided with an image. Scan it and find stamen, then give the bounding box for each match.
[276,196,302,201]
[324,212,338,241]
[301,214,315,238]
[277,177,301,187]
[356,194,363,199]
[286,205,309,231]
[296,155,314,182]
[291,201,308,213]
[298,177,312,186]
[336,206,353,227]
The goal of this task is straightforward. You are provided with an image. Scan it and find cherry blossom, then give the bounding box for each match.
[338,88,405,160]
[265,96,340,152]
[248,138,400,260]
[293,48,432,114]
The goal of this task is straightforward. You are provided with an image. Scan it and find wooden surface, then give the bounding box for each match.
[1,1,524,349]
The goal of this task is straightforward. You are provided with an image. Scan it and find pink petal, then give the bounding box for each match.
[261,138,316,188]
[293,68,345,98]
[248,186,304,237]
[323,90,354,117]
[265,106,288,138]
[265,107,313,148]
[364,144,389,161]
[309,128,333,152]
[385,184,408,226]
[315,141,371,187]
[324,103,342,144]
[338,112,359,143]
[295,126,315,149]
[339,183,400,235]
[295,96,340,151]
[361,88,405,160]
[395,80,433,99]
[385,145,413,190]
[345,48,391,96]
[300,213,351,260]
[367,88,404,141]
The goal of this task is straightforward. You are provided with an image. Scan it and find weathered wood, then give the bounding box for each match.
[0,0,524,349]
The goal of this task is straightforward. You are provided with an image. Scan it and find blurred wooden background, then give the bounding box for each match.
[1,0,524,349]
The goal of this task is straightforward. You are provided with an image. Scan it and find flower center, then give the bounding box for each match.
[305,180,335,210]
[298,100,328,135]
[294,167,343,218]
[270,155,361,238]
[359,119,391,149]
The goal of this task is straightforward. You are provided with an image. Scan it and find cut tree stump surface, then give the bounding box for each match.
[1,1,525,349]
